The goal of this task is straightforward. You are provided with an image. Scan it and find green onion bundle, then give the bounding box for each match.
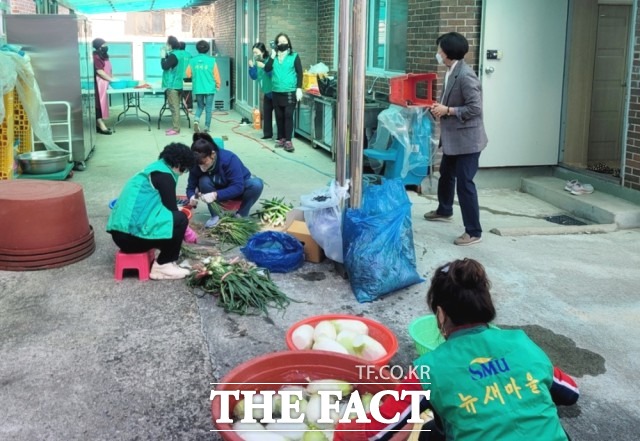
[186,256,292,315]
[252,197,293,227]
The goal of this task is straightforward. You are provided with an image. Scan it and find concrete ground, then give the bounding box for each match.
[1,96,639,440]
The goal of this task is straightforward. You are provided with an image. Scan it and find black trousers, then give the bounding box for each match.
[263,94,274,138]
[110,211,188,264]
[272,91,296,141]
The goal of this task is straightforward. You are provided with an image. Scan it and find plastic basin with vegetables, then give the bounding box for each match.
[285,314,398,368]
[211,350,410,441]
[408,314,445,356]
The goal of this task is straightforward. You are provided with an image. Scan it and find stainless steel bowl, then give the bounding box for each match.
[18,151,70,175]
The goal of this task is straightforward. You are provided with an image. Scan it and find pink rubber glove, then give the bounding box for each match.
[184,226,198,244]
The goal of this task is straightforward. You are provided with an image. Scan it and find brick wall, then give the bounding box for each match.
[213,0,236,103]
[625,5,640,190]
[10,0,36,14]
[317,0,334,70]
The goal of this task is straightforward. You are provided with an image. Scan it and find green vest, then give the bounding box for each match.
[272,52,298,92]
[189,54,218,94]
[106,160,178,240]
[258,61,272,94]
[162,50,187,90]
[414,327,567,441]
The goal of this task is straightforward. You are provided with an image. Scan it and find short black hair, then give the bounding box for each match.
[167,36,180,50]
[274,33,293,52]
[196,40,210,54]
[179,41,186,50]
[427,258,496,326]
[191,133,220,164]
[159,143,195,171]
[436,32,469,60]
[252,42,268,59]
[92,38,106,50]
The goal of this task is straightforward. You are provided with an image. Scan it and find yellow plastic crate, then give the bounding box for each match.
[302,72,318,91]
[1,90,15,180]
[12,89,32,154]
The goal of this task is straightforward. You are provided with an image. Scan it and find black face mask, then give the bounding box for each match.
[99,47,109,57]
[277,43,289,52]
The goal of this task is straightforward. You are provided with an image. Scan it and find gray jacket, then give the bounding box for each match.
[439,60,488,156]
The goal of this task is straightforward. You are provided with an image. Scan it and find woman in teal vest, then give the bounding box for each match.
[264,33,303,153]
[334,258,579,441]
[161,36,187,136]
[107,143,195,280]
[249,42,274,139]
[186,40,221,134]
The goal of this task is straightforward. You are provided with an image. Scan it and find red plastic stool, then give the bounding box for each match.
[114,249,156,281]
[219,199,242,212]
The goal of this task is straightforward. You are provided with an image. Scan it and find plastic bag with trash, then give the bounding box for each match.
[308,62,330,75]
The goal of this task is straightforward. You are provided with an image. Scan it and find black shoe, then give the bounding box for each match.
[97,127,112,135]
[261,135,273,139]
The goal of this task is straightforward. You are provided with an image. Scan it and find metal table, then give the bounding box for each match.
[107,88,162,132]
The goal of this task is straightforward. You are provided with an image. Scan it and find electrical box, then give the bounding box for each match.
[486,50,503,60]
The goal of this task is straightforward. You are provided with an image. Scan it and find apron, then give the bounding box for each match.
[96,60,112,119]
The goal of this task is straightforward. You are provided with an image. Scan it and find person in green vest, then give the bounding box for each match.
[161,36,187,136]
[249,42,273,139]
[107,143,196,280]
[186,40,221,134]
[264,33,303,152]
[334,258,580,441]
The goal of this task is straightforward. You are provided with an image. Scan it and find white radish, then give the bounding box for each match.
[233,393,266,420]
[312,337,349,355]
[265,422,308,440]
[353,334,387,361]
[335,330,359,355]
[333,319,369,335]
[304,394,334,430]
[291,324,315,350]
[236,431,288,441]
[306,379,353,395]
[313,320,337,341]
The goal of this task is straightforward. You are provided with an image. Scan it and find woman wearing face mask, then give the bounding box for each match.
[92,38,116,135]
[334,258,579,441]
[263,33,303,152]
[107,143,195,280]
[248,42,273,140]
[186,133,264,228]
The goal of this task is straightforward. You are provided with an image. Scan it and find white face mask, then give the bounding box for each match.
[435,52,444,66]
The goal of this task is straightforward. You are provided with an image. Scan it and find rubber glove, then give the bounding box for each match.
[201,192,217,204]
[296,88,303,102]
[160,47,167,58]
[188,195,198,208]
[270,49,276,59]
[183,227,198,244]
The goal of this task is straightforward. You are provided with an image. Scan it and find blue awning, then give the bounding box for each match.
[58,0,215,14]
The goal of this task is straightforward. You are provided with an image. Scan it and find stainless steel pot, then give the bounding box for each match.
[17,151,70,175]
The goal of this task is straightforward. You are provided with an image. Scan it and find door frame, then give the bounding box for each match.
[235,0,260,115]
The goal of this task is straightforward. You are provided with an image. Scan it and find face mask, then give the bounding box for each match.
[277,43,289,52]
[253,54,261,61]
[435,52,444,65]
[199,165,208,172]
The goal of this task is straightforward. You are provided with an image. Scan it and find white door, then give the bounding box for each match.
[479,0,568,167]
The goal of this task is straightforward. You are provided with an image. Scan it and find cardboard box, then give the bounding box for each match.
[284,210,325,263]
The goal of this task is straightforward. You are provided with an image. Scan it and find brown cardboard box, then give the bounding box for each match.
[284,210,325,263]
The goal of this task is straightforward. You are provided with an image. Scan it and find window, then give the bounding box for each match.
[367,0,407,73]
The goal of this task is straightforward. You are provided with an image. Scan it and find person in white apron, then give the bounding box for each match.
[92,38,115,135]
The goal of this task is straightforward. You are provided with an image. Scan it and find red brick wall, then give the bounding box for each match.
[213,0,236,103]
[625,5,640,190]
[10,0,36,14]
[317,0,334,70]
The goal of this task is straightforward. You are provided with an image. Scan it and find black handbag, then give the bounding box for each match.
[318,76,337,98]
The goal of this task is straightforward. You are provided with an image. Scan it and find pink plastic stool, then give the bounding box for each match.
[220,199,242,211]
[114,249,155,281]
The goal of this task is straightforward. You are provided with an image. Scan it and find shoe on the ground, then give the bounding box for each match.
[454,232,482,246]
[204,215,220,228]
[423,210,453,221]
[193,122,200,133]
[284,141,295,152]
[275,138,285,148]
[564,180,579,192]
[149,261,191,280]
[569,182,594,195]
[166,129,179,136]
[261,135,273,139]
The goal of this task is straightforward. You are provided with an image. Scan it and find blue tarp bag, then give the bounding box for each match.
[241,231,304,273]
[343,178,424,302]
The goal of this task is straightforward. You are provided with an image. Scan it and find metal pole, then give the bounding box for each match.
[349,0,367,208]
[335,0,352,189]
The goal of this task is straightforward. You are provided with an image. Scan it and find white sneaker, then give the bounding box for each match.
[149,261,191,280]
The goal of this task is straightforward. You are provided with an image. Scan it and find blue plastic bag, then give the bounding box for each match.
[241,231,304,273]
[343,178,424,302]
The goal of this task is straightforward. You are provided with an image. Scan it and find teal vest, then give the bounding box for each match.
[162,50,187,90]
[272,52,298,92]
[189,54,218,94]
[106,160,178,240]
[258,59,273,94]
[414,327,567,441]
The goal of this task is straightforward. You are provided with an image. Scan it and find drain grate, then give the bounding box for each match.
[544,215,587,226]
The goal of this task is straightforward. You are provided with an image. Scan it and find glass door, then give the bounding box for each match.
[236,0,260,109]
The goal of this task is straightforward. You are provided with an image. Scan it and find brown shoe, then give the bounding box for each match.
[423,210,453,221]
[454,233,482,246]
[284,141,295,152]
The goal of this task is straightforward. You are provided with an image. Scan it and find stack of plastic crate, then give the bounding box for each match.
[1,90,15,180]
[12,89,32,155]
